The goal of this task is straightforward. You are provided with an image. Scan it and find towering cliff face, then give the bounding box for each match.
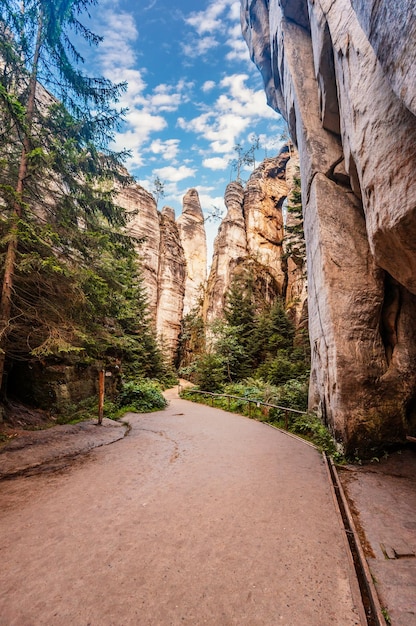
[176,189,207,317]
[244,154,288,289]
[242,0,416,453]
[117,183,190,361]
[117,183,160,321]
[156,207,186,361]
[204,182,247,325]
[204,152,305,325]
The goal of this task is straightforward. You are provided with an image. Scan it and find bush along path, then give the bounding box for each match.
[180,381,344,462]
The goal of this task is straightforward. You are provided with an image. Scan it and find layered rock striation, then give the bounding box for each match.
[117,183,208,362]
[242,0,416,453]
[156,207,186,358]
[117,183,161,321]
[204,181,247,325]
[176,189,207,317]
[204,150,305,325]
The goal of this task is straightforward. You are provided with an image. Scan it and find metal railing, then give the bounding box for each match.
[178,385,307,430]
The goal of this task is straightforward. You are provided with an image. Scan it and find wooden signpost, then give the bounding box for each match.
[98,369,105,425]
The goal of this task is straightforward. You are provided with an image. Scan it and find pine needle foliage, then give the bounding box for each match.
[0,1,165,392]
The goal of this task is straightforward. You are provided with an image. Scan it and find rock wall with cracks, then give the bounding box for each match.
[241,0,416,454]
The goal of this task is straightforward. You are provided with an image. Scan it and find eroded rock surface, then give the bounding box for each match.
[204,182,247,325]
[204,153,306,326]
[242,0,416,453]
[156,207,186,362]
[117,183,160,321]
[177,189,207,317]
[244,154,288,289]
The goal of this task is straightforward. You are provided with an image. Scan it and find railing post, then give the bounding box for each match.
[248,401,251,417]
[284,409,288,430]
[227,396,230,411]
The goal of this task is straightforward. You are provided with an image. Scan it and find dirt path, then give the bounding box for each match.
[0,391,364,625]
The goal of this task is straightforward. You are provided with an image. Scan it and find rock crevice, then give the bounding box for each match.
[242,0,416,452]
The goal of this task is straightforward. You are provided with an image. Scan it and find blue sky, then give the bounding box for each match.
[88,0,285,250]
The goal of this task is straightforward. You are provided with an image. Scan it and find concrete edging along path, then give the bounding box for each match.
[0,389,366,625]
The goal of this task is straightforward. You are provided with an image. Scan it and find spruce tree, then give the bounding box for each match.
[0,1,130,391]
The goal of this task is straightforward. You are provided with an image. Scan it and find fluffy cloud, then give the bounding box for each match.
[182,35,219,58]
[149,139,180,161]
[178,74,277,165]
[153,165,196,183]
[203,156,232,170]
[185,0,235,35]
[202,80,216,92]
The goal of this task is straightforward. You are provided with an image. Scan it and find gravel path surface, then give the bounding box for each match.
[0,389,364,625]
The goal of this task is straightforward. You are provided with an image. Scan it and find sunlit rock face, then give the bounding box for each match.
[156,207,186,362]
[176,189,207,316]
[204,181,247,325]
[204,153,307,327]
[242,0,416,454]
[244,154,288,290]
[116,183,160,321]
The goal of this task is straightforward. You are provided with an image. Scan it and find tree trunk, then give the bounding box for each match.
[0,12,43,393]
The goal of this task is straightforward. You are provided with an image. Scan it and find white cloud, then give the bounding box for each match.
[178,74,277,165]
[202,80,216,92]
[149,139,180,161]
[154,165,196,183]
[226,36,251,62]
[203,156,232,170]
[185,0,234,35]
[182,35,219,58]
[98,12,139,77]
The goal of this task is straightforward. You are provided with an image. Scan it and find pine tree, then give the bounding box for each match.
[284,173,305,266]
[0,1,130,391]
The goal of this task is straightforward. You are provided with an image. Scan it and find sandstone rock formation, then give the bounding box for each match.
[117,183,160,321]
[176,189,207,316]
[156,207,186,361]
[244,154,288,288]
[204,181,247,325]
[242,0,416,453]
[204,152,305,326]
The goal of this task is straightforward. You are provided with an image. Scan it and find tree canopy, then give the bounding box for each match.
[0,0,167,397]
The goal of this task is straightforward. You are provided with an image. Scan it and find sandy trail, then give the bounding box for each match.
[0,393,364,625]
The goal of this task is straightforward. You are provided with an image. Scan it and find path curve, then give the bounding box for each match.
[0,390,364,625]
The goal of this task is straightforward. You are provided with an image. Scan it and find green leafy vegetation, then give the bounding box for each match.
[114,380,167,413]
[0,1,173,416]
[181,380,343,461]
[179,271,310,392]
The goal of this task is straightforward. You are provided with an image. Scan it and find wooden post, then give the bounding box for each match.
[248,401,251,418]
[98,369,105,425]
[284,409,288,430]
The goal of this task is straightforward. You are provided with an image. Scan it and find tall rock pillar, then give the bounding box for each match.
[204,182,247,325]
[241,0,416,454]
[176,189,207,317]
[156,207,186,362]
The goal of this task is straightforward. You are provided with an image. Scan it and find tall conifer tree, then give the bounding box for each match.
[0,0,131,390]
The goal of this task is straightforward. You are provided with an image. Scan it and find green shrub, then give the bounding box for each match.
[194,353,225,392]
[255,351,308,386]
[117,380,167,412]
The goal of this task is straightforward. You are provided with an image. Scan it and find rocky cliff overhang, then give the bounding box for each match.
[241,0,416,455]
